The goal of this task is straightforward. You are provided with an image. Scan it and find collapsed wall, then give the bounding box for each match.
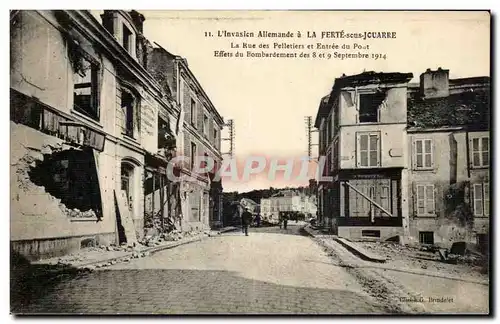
[10,122,115,261]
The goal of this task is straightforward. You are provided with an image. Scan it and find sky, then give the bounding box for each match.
[94,11,490,193]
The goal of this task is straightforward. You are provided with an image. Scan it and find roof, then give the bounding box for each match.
[407,89,490,130]
[240,198,258,206]
[314,94,331,128]
[332,71,413,90]
[315,71,413,128]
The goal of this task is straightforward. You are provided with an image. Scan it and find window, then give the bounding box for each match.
[359,92,386,123]
[332,139,339,171]
[414,139,433,169]
[189,191,200,222]
[473,183,489,217]
[121,89,135,138]
[121,162,135,210]
[362,230,380,238]
[190,98,197,127]
[416,184,435,216]
[327,116,332,141]
[380,186,390,211]
[73,56,99,120]
[419,231,434,245]
[122,25,132,53]
[213,128,218,144]
[203,114,209,137]
[190,142,197,169]
[357,132,380,167]
[471,137,489,168]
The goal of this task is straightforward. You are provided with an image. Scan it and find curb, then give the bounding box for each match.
[80,235,207,269]
[27,234,209,274]
[217,227,239,234]
[334,237,386,263]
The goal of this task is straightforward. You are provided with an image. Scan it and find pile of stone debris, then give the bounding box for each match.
[58,203,97,218]
[41,229,218,270]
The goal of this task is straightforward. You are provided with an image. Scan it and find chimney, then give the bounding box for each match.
[419,67,450,99]
[128,10,146,33]
[100,10,116,35]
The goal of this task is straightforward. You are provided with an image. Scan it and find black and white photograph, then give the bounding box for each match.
[8,8,491,315]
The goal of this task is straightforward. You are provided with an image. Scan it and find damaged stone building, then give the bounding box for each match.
[314,69,490,250]
[147,46,225,231]
[10,10,224,261]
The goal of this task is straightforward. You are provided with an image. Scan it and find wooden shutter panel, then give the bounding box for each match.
[411,139,416,170]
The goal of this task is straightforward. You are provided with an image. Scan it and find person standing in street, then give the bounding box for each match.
[241,207,252,236]
[283,213,289,230]
[256,213,261,227]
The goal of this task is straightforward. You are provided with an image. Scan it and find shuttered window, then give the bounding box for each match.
[416,184,435,216]
[357,132,380,167]
[471,137,489,168]
[473,183,490,217]
[414,139,433,169]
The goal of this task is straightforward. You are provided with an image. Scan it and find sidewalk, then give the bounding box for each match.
[31,226,239,271]
[303,225,489,314]
[303,225,487,285]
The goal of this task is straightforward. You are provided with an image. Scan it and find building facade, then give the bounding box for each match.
[314,69,490,248]
[10,10,225,261]
[405,69,490,249]
[260,190,317,223]
[147,45,225,231]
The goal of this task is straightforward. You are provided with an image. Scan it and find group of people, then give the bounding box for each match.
[240,206,292,236]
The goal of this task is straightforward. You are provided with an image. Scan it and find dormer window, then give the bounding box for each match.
[122,25,132,53]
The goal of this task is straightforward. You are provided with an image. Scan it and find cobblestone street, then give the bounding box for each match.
[13,224,386,314]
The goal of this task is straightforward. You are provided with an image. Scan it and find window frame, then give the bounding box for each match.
[73,55,100,121]
[190,141,197,170]
[120,88,137,139]
[203,112,209,138]
[358,92,385,123]
[471,136,489,168]
[122,24,132,53]
[473,182,490,217]
[415,183,436,216]
[190,98,197,128]
[413,138,434,170]
[356,131,381,168]
[419,231,434,245]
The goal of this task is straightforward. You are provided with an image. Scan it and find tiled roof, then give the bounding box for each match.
[407,89,490,129]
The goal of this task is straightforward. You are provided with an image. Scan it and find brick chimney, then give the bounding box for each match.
[419,67,450,99]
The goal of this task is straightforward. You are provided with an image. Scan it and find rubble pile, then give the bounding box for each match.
[58,203,97,218]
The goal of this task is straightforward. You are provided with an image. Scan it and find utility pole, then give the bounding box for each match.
[222,119,235,158]
[304,116,319,162]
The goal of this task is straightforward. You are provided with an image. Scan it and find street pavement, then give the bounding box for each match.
[13,223,385,314]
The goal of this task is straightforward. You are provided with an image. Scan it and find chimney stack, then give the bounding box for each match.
[128,10,146,33]
[419,67,450,99]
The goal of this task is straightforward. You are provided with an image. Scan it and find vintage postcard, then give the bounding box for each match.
[10,10,490,315]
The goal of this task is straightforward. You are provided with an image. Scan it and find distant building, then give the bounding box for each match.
[260,190,317,223]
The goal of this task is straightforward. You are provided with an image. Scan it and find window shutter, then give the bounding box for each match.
[473,184,483,216]
[356,133,360,167]
[468,137,474,169]
[431,139,436,168]
[411,139,416,170]
[376,134,381,167]
[483,183,489,216]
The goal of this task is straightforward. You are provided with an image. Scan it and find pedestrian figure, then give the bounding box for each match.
[241,207,252,236]
[283,213,289,230]
[256,213,261,227]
